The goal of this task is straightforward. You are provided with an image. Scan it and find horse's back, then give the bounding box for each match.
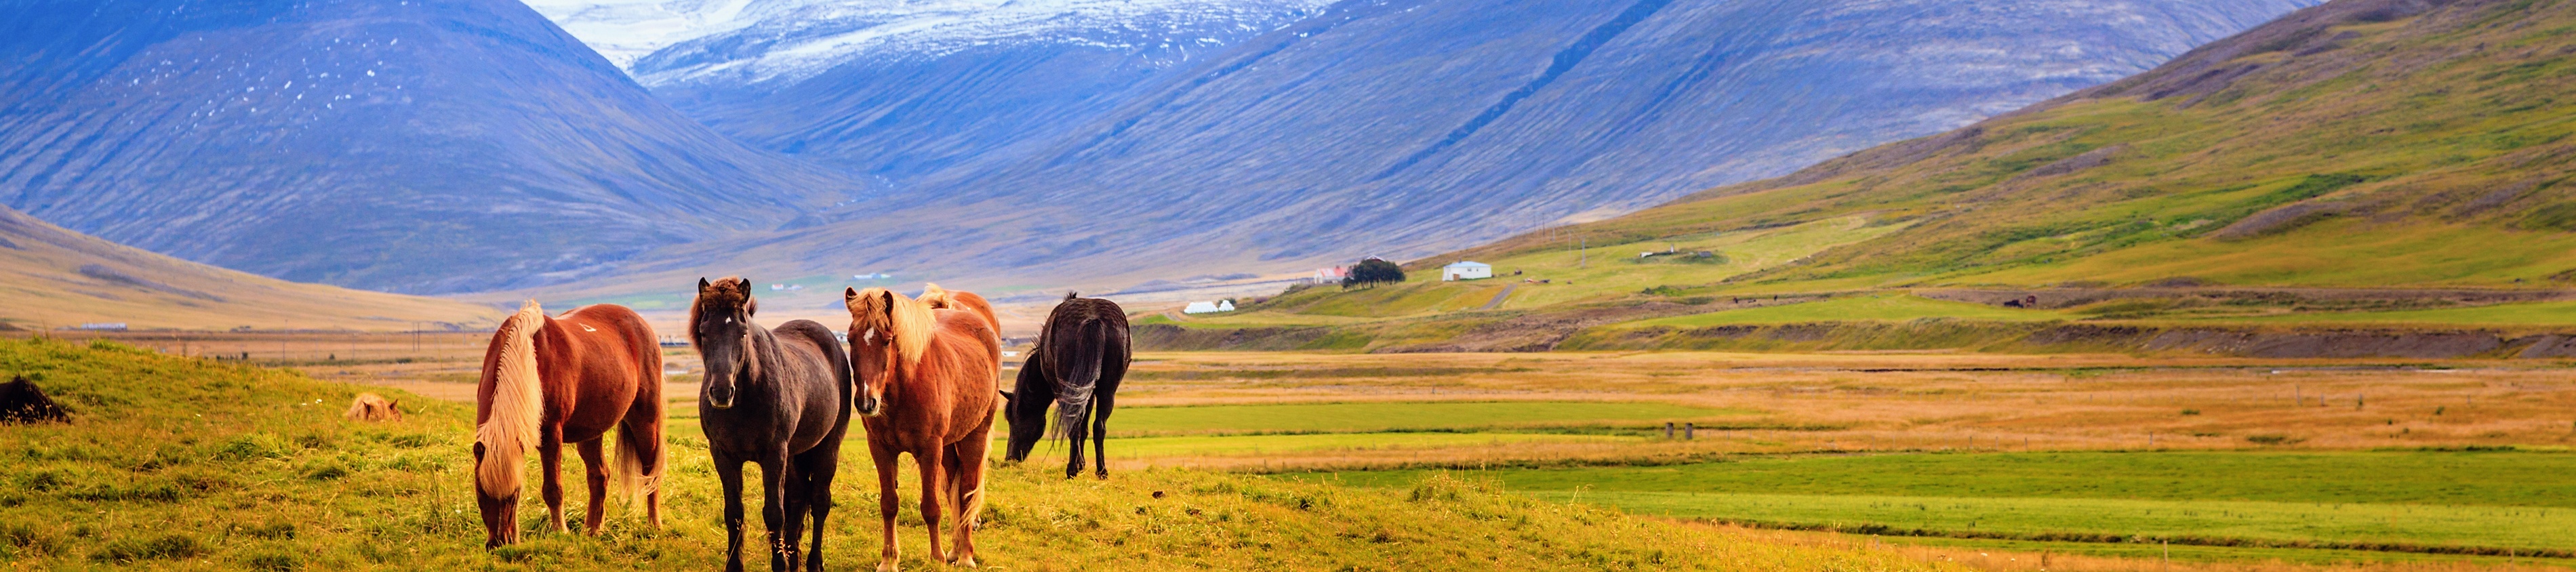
[931,310,1003,414]
[771,320,853,389]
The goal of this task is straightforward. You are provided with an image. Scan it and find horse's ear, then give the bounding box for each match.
[698,277,711,291]
[845,287,860,302]
[736,277,752,291]
[880,290,895,312]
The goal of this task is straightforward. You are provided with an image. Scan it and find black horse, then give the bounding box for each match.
[691,277,853,572]
[1003,293,1131,478]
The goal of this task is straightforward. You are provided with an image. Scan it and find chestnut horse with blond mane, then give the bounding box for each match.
[472,301,666,548]
[845,285,1001,571]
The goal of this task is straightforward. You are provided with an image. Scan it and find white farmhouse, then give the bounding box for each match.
[1441,261,1493,281]
[1183,300,1236,314]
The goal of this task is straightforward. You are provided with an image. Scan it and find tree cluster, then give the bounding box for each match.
[1342,258,1405,288]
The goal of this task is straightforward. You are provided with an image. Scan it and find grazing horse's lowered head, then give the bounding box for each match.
[472,301,548,547]
[843,287,933,418]
[691,277,760,410]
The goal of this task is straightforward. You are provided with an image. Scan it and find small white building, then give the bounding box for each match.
[1441,261,1493,281]
[1183,300,1237,314]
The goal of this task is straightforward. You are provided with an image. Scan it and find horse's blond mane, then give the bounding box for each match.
[846,287,933,369]
[919,283,954,308]
[477,300,546,496]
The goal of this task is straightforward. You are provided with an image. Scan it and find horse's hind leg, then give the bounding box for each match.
[1064,403,1088,479]
[795,446,839,572]
[576,440,609,534]
[946,426,992,567]
[779,462,809,572]
[1091,390,1116,480]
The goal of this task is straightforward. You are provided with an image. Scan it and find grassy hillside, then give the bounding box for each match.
[0,337,1954,570]
[0,207,502,331]
[1445,0,2576,291]
[1153,0,2576,352]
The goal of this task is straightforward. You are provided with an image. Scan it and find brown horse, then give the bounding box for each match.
[845,286,1002,571]
[693,277,853,572]
[472,301,666,548]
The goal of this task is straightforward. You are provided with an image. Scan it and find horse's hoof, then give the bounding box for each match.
[957,556,980,568]
[875,560,901,572]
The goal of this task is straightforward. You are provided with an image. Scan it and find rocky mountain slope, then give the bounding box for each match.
[0,0,864,294]
[573,0,2319,298]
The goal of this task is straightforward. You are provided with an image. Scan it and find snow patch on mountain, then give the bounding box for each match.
[523,0,1335,86]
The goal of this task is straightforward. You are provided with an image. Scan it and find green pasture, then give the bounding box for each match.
[1100,401,1750,436]
[0,337,1944,571]
[1005,432,1636,459]
[1550,491,2576,554]
[1316,451,2576,560]
[2169,299,2576,328]
[1617,293,2066,328]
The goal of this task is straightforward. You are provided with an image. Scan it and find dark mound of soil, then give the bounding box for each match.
[0,375,69,424]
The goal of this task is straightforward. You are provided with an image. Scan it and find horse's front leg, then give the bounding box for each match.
[717,455,750,572]
[577,440,609,534]
[914,449,951,565]
[761,455,792,572]
[872,445,904,572]
[541,428,568,533]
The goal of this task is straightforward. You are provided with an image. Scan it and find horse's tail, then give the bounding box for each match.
[612,414,663,506]
[614,323,665,508]
[476,301,547,497]
[1047,318,1106,441]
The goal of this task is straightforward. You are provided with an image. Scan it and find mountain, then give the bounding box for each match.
[529,0,1338,182]
[0,205,500,331]
[570,0,2320,298]
[0,0,865,294]
[1440,0,2576,291]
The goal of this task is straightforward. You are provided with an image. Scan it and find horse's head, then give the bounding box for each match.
[473,301,547,548]
[1001,353,1051,462]
[691,277,759,409]
[845,287,929,417]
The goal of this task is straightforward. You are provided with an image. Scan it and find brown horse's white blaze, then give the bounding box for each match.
[474,302,547,546]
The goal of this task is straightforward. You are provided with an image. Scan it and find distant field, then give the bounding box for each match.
[2169,300,2576,327]
[1068,432,1638,458]
[1619,294,2068,327]
[1316,451,2576,557]
[1102,401,1751,436]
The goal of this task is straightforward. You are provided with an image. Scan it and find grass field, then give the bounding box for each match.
[1312,451,2576,558]
[1619,294,2070,327]
[0,337,1964,571]
[1103,401,1750,436]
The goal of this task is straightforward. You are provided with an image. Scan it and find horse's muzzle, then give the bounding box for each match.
[855,395,882,417]
[706,384,736,410]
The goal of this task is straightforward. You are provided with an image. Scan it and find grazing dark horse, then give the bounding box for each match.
[472,301,666,548]
[692,277,853,572]
[1003,293,1131,479]
[845,285,1001,571]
